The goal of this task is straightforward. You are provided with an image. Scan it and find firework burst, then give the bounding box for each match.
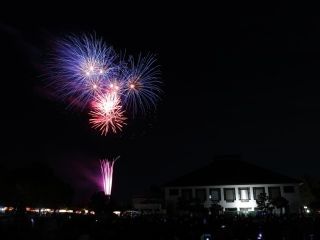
[89,92,126,135]
[122,54,161,116]
[49,34,118,108]
[47,33,161,135]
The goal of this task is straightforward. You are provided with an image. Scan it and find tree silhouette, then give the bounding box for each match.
[210,202,223,216]
[300,175,320,212]
[271,196,289,215]
[0,162,74,209]
[256,192,272,214]
[89,191,116,216]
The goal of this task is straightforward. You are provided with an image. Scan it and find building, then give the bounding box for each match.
[132,195,163,214]
[132,187,164,214]
[164,156,302,214]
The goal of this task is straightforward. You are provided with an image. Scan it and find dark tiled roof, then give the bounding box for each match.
[165,157,301,187]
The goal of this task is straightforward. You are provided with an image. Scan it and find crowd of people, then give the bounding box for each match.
[0,210,320,239]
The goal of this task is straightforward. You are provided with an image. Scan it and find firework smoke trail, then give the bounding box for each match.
[100,156,119,196]
[89,92,127,135]
[49,34,118,108]
[122,53,161,116]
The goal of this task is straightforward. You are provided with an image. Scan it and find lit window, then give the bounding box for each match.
[209,188,221,201]
[240,208,251,212]
[253,187,265,200]
[225,207,237,212]
[283,186,295,193]
[224,188,236,202]
[239,188,250,201]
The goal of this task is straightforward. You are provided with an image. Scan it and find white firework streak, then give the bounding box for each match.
[100,156,119,196]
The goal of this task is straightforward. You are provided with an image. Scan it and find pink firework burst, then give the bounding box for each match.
[100,157,119,196]
[89,92,127,135]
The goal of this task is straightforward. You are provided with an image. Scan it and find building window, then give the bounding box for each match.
[224,188,236,202]
[225,208,237,212]
[169,188,179,196]
[283,186,295,193]
[268,187,281,199]
[253,187,265,200]
[239,188,250,201]
[209,188,221,201]
[240,208,252,212]
[195,189,206,202]
[181,189,193,201]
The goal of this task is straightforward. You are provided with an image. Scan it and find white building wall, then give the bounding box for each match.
[165,183,301,213]
[132,197,162,212]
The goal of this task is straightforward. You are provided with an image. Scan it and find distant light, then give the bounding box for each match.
[90,66,94,71]
[99,69,103,74]
[86,71,90,76]
[201,233,212,240]
[26,208,39,213]
[257,233,263,240]
[113,211,121,216]
[130,84,135,89]
[304,206,308,209]
[0,207,6,212]
[58,209,73,213]
[93,84,97,89]
[306,209,310,214]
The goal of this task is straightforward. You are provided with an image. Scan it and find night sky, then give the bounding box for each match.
[1,7,320,203]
